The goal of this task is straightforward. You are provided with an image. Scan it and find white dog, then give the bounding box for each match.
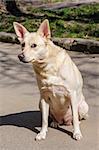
[13,19,89,141]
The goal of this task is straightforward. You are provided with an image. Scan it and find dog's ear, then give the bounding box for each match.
[13,22,29,42]
[37,19,51,39]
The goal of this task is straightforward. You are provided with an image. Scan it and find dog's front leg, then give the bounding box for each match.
[36,99,49,140]
[71,91,82,140]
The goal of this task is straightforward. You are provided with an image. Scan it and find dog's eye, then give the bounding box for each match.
[31,44,37,48]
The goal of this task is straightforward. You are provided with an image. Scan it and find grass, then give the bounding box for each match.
[0,3,99,40]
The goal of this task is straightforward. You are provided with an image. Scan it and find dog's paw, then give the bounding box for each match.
[35,131,47,141]
[80,113,89,120]
[73,131,82,140]
[50,121,59,128]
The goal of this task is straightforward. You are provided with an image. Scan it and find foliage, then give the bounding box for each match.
[0,3,99,40]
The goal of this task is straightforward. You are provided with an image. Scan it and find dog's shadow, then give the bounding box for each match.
[0,111,41,134]
[0,111,73,138]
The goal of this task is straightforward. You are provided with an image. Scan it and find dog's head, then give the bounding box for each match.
[13,19,51,63]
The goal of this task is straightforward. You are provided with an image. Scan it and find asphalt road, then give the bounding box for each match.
[0,42,99,150]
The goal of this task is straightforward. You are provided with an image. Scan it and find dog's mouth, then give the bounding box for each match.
[18,53,45,64]
[18,53,36,63]
[18,54,28,63]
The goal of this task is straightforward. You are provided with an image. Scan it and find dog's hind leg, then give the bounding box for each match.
[78,94,89,120]
[35,99,49,140]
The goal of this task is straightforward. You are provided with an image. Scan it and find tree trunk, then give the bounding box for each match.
[1,0,22,16]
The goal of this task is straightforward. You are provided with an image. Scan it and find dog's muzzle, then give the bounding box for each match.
[18,53,28,63]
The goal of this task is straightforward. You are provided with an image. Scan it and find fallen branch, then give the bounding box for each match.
[53,38,99,53]
[35,0,98,10]
[0,32,99,53]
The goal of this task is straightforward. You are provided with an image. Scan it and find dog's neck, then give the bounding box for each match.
[32,40,66,79]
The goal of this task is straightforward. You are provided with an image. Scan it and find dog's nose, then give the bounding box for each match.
[18,53,24,61]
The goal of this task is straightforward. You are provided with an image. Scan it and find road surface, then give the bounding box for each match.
[0,42,99,150]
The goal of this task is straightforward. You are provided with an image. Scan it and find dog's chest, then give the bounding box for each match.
[41,85,71,123]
